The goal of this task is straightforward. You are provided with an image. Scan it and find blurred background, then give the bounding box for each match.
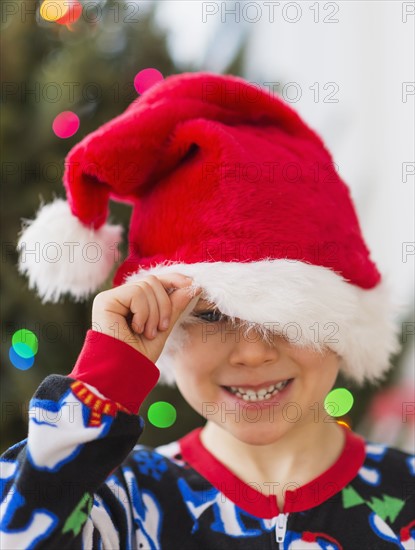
[1,0,414,454]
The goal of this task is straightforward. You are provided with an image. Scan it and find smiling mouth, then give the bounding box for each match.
[221,379,294,402]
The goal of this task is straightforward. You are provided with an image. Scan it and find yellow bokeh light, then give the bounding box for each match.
[40,0,69,22]
[337,420,351,430]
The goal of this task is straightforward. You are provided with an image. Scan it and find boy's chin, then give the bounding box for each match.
[226,423,286,446]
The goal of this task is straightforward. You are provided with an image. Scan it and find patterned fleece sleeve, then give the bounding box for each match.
[0,330,160,549]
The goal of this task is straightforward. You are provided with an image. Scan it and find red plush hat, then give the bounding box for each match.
[17,71,401,387]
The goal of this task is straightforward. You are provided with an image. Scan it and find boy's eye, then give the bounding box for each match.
[194,310,226,323]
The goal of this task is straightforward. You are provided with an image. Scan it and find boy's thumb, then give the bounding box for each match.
[168,285,202,330]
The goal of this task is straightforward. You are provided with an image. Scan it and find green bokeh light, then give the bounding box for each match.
[147,401,177,428]
[324,388,354,417]
[12,329,38,357]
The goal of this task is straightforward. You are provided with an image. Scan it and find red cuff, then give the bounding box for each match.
[70,330,160,414]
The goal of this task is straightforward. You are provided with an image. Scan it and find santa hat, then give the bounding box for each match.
[17,72,401,387]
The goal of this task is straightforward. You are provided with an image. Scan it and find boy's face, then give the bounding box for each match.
[172,299,341,446]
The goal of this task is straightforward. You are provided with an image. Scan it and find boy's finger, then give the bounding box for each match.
[137,273,198,331]
[142,275,185,332]
[158,273,195,292]
[138,282,161,340]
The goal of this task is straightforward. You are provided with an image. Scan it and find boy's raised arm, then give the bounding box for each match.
[0,274,201,548]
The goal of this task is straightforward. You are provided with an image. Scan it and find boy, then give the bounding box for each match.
[2,72,414,549]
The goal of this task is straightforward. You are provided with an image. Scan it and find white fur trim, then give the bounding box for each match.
[17,198,123,303]
[125,261,404,388]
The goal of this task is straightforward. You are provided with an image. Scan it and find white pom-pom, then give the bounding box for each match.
[17,198,123,303]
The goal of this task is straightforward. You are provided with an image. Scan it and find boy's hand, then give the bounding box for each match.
[92,274,202,363]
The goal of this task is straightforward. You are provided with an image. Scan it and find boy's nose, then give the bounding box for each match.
[228,325,280,367]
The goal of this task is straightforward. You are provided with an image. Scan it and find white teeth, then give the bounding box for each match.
[227,380,290,401]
